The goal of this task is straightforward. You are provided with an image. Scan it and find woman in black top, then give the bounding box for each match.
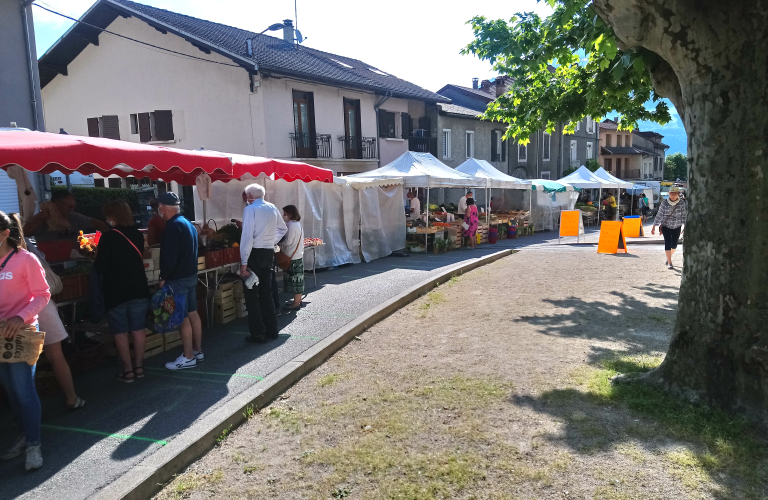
[94,200,150,382]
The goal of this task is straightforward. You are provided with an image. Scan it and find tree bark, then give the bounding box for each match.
[593,0,768,423]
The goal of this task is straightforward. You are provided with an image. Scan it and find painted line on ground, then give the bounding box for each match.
[228,331,324,339]
[42,424,168,445]
[144,367,264,380]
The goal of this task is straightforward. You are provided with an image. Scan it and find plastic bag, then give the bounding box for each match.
[150,284,187,333]
[40,201,70,233]
[0,324,45,366]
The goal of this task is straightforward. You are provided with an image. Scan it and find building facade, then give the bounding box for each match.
[598,119,668,180]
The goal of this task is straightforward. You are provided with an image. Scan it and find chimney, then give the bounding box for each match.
[282,19,294,44]
[472,78,479,89]
[614,116,619,123]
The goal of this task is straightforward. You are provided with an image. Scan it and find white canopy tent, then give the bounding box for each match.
[558,166,621,220]
[529,179,579,231]
[593,167,633,188]
[456,158,532,224]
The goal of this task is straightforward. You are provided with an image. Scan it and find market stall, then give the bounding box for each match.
[558,166,620,221]
[530,179,579,231]
[593,167,635,216]
[347,152,485,253]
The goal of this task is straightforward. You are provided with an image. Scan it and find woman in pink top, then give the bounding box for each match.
[463,197,479,249]
[0,211,50,471]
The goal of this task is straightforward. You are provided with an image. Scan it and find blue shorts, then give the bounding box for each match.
[107,298,149,334]
[165,274,198,317]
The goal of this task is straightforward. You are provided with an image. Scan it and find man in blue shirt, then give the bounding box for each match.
[156,192,203,370]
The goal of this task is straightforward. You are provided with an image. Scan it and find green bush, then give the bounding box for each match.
[51,186,139,221]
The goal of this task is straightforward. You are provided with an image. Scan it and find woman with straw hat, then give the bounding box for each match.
[651,186,687,269]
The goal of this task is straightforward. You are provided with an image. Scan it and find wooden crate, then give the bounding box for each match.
[197,256,207,271]
[215,302,236,324]
[214,289,234,304]
[104,334,164,358]
[164,338,183,351]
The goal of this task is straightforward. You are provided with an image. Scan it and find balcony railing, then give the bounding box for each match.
[289,133,332,159]
[337,136,377,159]
[408,136,437,156]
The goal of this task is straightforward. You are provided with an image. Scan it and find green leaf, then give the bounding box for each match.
[633,55,646,75]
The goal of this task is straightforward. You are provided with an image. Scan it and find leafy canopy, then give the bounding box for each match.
[463,0,671,143]
[664,153,688,181]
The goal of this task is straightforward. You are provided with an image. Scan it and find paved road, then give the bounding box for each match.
[1,228,614,499]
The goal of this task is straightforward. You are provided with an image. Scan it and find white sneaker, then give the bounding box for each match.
[194,350,204,362]
[0,437,26,460]
[165,355,197,370]
[25,445,42,471]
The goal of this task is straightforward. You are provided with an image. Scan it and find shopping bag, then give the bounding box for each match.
[0,323,45,366]
[150,284,186,333]
[462,222,470,230]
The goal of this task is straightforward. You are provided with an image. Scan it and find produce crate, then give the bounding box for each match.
[232,281,244,299]
[215,302,236,324]
[214,289,234,304]
[197,256,206,271]
[103,332,164,358]
[164,338,183,351]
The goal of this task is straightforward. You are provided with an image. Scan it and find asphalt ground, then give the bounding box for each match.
[0,224,665,499]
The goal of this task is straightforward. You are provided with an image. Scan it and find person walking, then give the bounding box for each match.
[651,186,687,270]
[280,205,304,311]
[94,200,151,381]
[639,192,650,223]
[240,183,287,343]
[24,238,84,409]
[156,193,203,370]
[464,197,479,249]
[0,211,50,471]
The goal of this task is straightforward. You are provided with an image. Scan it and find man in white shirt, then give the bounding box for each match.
[240,183,287,342]
[458,190,473,216]
[407,191,421,220]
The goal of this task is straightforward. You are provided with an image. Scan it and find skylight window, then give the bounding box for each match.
[330,58,353,68]
[368,68,388,76]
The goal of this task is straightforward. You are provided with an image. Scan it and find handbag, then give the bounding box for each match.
[657,201,681,235]
[276,230,302,271]
[41,259,63,295]
[151,284,187,333]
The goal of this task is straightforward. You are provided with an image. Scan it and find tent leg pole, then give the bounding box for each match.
[426,186,430,250]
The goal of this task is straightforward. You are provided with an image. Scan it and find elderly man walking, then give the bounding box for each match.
[240,183,287,342]
[156,192,204,370]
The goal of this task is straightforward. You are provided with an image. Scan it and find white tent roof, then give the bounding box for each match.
[558,166,619,189]
[334,176,404,190]
[455,158,531,190]
[347,151,485,188]
[593,167,633,188]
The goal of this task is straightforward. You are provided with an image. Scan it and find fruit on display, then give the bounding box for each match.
[303,238,323,247]
[77,230,101,256]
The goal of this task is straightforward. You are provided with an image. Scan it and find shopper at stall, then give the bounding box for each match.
[458,190,473,216]
[640,192,651,222]
[94,200,151,381]
[651,186,687,270]
[155,193,203,370]
[280,205,304,311]
[23,190,109,243]
[146,198,166,247]
[24,238,85,409]
[0,211,49,471]
[240,183,287,343]
[406,190,421,220]
[464,197,479,250]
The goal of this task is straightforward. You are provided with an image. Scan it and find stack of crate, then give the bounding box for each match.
[446,226,461,249]
[197,256,206,271]
[103,331,164,359]
[232,281,247,318]
[163,330,182,351]
[214,283,236,324]
[478,223,489,244]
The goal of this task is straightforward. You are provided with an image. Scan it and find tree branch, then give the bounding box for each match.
[647,55,685,119]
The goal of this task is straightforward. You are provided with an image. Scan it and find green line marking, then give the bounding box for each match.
[144,367,263,380]
[341,275,363,278]
[42,424,168,445]
[279,333,320,340]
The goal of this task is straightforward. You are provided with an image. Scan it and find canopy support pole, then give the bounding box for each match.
[426,186,430,250]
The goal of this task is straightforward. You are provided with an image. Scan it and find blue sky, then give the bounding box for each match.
[31,0,685,155]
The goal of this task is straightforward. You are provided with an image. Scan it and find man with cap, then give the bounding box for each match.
[458,190,473,218]
[156,192,204,370]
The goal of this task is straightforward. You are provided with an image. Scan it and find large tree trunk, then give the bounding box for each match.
[593,0,768,423]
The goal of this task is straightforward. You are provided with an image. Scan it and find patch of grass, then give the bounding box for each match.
[578,354,767,491]
[318,373,340,387]
[158,470,224,500]
[266,406,302,433]
[615,442,646,464]
[592,485,633,500]
[243,465,262,475]
[242,404,255,420]
[418,291,448,316]
[666,449,716,490]
[216,425,233,445]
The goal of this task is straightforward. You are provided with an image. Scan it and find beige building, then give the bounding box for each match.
[38,0,448,178]
[598,119,667,180]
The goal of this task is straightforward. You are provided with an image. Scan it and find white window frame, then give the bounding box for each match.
[586,142,593,159]
[518,142,527,161]
[542,132,551,161]
[570,140,578,161]
[465,131,474,159]
[541,171,551,180]
[587,116,594,134]
[442,129,452,160]
[576,120,581,132]
[494,130,503,161]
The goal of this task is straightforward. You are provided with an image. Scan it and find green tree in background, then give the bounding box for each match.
[563,158,600,177]
[465,0,768,421]
[664,153,687,182]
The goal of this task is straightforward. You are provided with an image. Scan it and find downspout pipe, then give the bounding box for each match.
[374,91,392,169]
[21,0,39,131]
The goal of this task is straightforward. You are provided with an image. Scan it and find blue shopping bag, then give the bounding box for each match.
[150,284,186,333]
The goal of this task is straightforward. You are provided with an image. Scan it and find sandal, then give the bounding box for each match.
[283,302,302,311]
[117,370,135,383]
[66,397,86,411]
[135,366,145,379]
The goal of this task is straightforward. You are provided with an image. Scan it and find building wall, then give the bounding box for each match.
[563,117,600,170]
[42,15,255,155]
[377,96,411,167]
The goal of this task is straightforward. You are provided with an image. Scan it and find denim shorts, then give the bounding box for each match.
[107,298,149,334]
[165,274,198,317]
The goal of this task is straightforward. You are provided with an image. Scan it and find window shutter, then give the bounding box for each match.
[87,117,100,137]
[491,131,498,160]
[401,112,411,139]
[378,111,387,138]
[501,137,506,162]
[101,115,120,140]
[153,110,174,141]
[138,112,151,142]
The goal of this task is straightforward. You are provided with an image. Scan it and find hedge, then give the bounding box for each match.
[51,186,139,221]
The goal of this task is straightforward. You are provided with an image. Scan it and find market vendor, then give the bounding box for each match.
[602,192,618,220]
[23,191,109,243]
[458,190,472,216]
[406,190,420,220]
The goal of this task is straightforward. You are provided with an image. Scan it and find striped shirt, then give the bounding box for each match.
[656,199,687,229]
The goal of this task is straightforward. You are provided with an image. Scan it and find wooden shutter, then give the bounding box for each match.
[87,117,100,137]
[401,112,411,139]
[501,137,506,162]
[491,131,498,160]
[153,110,174,141]
[101,115,120,140]
[378,110,387,138]
[138,113,151,142]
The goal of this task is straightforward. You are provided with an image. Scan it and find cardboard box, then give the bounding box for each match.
[142,259,155,271]
[151,248,161,260]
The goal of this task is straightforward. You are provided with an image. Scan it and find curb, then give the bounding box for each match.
[93,249,515,500]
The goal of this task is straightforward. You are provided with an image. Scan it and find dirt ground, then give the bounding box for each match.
[154,245,766,500]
